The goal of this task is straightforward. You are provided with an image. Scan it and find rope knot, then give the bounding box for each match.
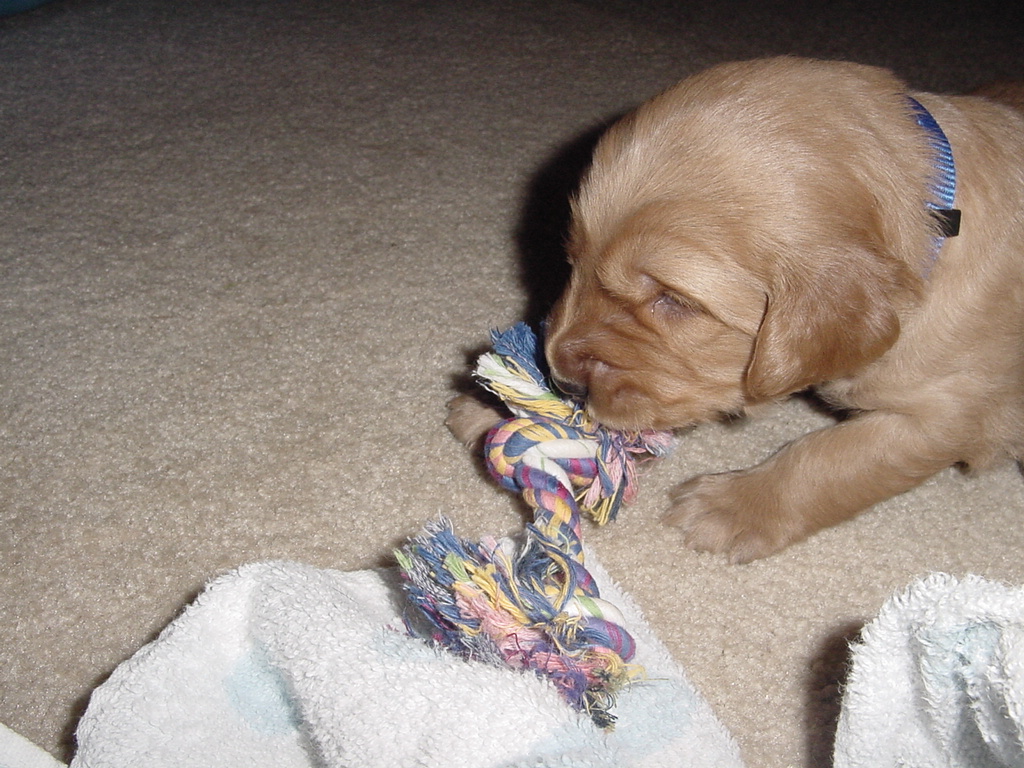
[397,324,673,728]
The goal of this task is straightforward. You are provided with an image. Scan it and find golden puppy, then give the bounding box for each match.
[451,57,1024,562]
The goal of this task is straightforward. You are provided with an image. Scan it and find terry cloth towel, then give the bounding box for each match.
[0,722,65,768]
[69,555,742,768]
[834,573,1024,768]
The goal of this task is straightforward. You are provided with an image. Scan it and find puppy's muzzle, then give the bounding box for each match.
[553,376,588,400]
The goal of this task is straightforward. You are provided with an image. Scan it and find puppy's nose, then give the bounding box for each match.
[553,376,588,400]
[547,338,593,400]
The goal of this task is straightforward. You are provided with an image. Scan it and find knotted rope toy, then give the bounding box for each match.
[396,323,673,728]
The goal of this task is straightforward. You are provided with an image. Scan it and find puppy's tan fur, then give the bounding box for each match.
[449,57,1024,562]
[534,57,1024,561]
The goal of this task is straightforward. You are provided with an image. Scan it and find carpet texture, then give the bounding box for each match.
[1,1,1022,766]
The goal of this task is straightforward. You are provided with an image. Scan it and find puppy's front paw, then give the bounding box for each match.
[445,394,505,449]
[664,471,794,563]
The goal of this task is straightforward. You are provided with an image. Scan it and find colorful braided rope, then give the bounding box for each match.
[396,323,673,728]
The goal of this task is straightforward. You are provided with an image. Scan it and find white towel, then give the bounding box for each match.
[0,722,65,768]
[834,572,1024,768]
[69,556,743,768]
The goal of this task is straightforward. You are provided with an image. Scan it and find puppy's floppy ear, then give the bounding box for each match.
[745,248,913,400]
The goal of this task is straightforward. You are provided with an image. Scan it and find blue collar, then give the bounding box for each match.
[907,96,961,254]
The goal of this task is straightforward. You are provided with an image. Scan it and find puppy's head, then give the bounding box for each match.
[544,58,929,431]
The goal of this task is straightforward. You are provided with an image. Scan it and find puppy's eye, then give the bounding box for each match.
[653,292,701,317]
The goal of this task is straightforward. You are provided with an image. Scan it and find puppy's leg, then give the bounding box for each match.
[665,412,954,562]
[445,394,505,449]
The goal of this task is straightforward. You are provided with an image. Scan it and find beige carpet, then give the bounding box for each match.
[2,1,1023,766]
